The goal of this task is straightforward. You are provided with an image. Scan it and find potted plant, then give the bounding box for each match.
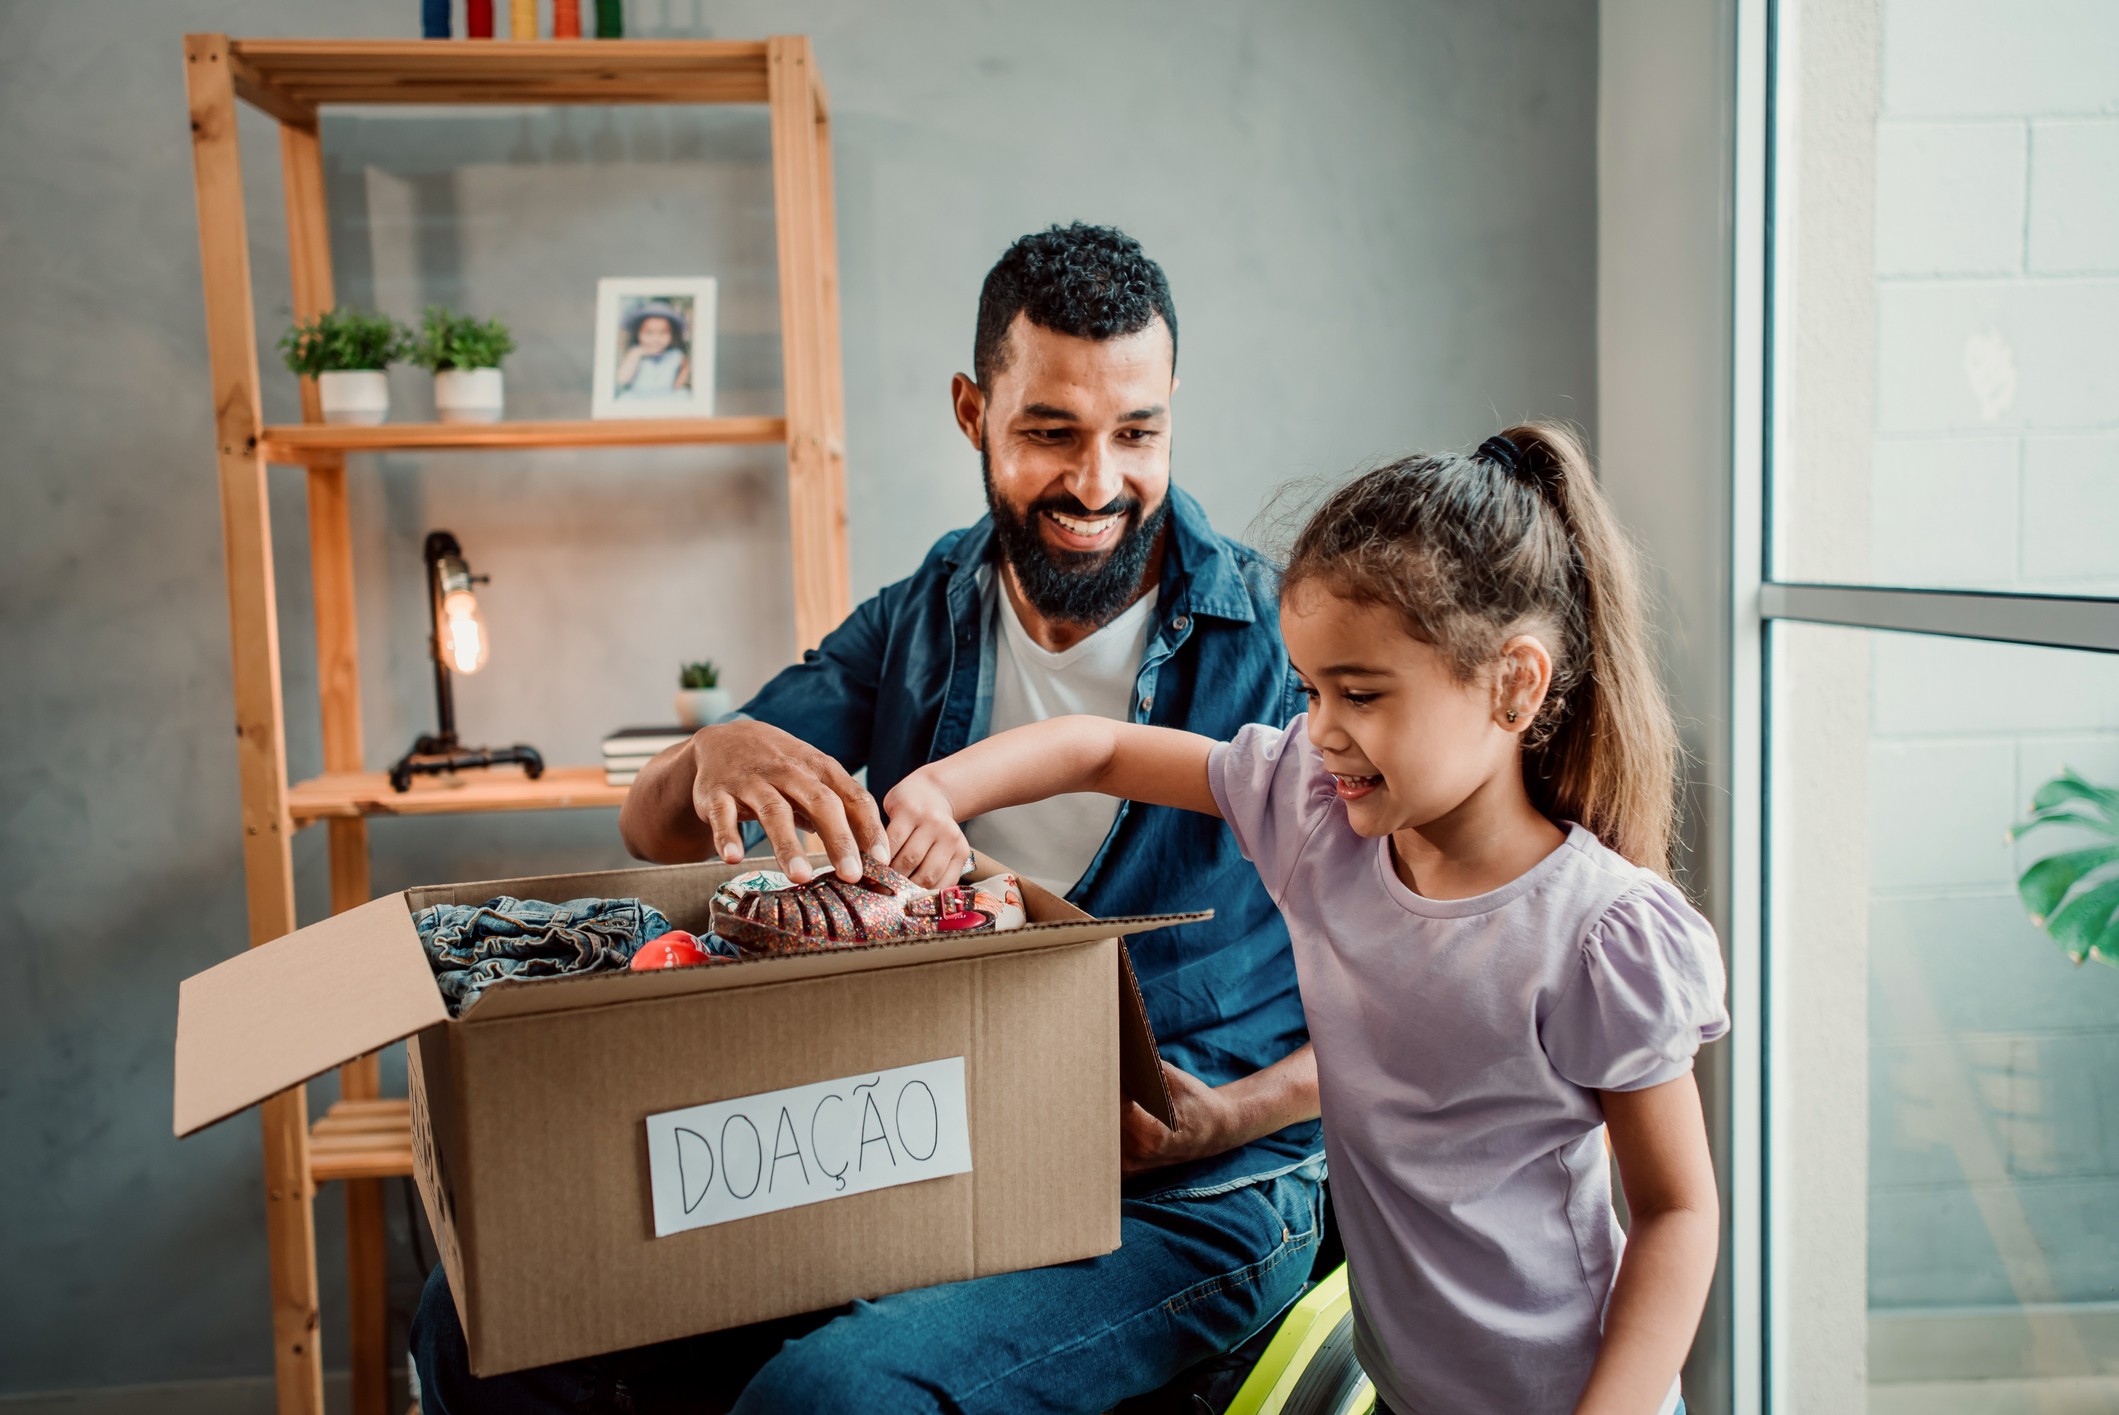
[675,660,733,728]
[2010,768,2119,968]
[415,306,516,424]
[279,307,410,425]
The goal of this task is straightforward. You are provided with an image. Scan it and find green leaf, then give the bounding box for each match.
[2030,769,2119,824]
[2010,801,2119,845]
[278,307,410,376]
[414,306,514,372]
[2045,876,2119,967]
[2017,845,2119,922]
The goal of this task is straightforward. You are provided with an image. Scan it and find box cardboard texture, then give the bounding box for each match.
[174,853,1198,1376]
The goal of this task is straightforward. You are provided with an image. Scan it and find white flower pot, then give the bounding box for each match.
[674,686,734,728]
[434,367,505,424]
[317,369,389,426]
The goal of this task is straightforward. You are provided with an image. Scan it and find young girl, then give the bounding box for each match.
[881,424,1727,1415]
[615,301,690,400]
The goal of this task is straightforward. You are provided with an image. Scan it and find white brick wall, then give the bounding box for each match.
[1869,436,2016,586]
[2020,434,2119,587]
[1854,0,2119,1327]
[1874,122,2024,277]
[2029,120,2119,274]
[1874,280,2119,434]
[1881,0,2119,118]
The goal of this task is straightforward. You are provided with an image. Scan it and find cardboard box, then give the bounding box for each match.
[173,854,1197,1375]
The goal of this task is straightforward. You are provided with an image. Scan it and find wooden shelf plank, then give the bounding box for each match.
[226,38,771,107]
[289,766,629,826]
[310,1099,414,1184]
[260,415,786,462]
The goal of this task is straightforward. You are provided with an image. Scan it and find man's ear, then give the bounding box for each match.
[950,372,985,453]
[1494,635,1555,734]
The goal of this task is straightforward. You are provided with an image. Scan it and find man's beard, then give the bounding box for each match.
[983,447,1171,629]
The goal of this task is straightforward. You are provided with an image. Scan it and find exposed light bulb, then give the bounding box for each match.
[439,586,489,675]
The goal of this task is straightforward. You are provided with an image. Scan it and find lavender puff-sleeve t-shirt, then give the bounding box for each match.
[1208,718,1729,1415]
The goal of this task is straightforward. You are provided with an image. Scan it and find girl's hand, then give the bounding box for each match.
[881,769,971,889]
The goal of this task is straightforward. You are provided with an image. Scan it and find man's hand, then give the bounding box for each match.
[621,719,885,883]
[1120,1047,1320,1176]
[879,768,974,889]
[1122,1061,1244,1176]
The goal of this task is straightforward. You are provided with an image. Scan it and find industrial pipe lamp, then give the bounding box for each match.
[388,530,544,792]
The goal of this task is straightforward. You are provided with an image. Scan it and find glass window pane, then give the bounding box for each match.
[1770,0,2119,594]
[1771,623,2119,1412]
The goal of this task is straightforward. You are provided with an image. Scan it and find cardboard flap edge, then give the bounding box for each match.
[173,893,448,1137]
[1117,940,1174,1127]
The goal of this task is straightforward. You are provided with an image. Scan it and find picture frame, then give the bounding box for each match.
[591,277,717,419]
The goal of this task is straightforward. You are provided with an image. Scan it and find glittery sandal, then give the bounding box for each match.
[712,858,1010,957]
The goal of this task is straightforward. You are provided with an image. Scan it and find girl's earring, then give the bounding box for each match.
[1505,709,1519,724]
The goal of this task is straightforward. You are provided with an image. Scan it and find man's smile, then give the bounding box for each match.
[1042,507,1125,550]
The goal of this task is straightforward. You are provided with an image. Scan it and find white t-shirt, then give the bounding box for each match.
[961,583,1157,897]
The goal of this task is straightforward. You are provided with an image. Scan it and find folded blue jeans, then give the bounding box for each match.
[414,896,675,1015]
[410,1164,1324,1415]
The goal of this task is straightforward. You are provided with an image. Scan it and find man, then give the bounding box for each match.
[411,223,1323,1414]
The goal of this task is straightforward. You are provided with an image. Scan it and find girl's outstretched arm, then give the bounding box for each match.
[880,715,1220,887]
[1574,1072,1721,1415]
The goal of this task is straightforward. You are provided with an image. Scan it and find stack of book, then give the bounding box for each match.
[602,726,692,786]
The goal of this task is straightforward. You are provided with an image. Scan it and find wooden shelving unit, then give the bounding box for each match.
[287,765,630,824]
[258,414,788,460]
[182,34,849,1415]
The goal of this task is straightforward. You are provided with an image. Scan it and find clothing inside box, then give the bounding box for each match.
[415,857,1034,1016]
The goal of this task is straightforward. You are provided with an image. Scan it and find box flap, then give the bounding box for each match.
[173,893,446,1136]
[458,908,1211,1022]
[995,859,1175,1127]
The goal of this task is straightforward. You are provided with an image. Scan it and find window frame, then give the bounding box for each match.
[1735,2,2119,1412]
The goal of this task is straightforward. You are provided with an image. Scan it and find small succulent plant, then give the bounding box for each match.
[413,306,516,372]
[279,307,411,376]
[679,660,721,690]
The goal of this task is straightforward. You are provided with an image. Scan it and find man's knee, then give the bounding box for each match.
[731,1310,938,1415]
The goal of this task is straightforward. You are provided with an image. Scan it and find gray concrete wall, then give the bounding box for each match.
[0,0,1600,1399]
[1595,3,1741,1409]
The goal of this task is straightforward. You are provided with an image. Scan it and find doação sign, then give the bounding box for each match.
[644,1057,973,1237]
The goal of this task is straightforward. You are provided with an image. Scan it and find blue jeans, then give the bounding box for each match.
[411,1166,1323,1414]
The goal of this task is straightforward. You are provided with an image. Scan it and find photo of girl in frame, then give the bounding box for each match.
[591,277,716,419]
[615,297,691,401]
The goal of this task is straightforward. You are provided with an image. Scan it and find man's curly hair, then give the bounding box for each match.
[973,223,1178,388]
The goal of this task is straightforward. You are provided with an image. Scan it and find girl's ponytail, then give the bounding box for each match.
[1499,424,1678,876]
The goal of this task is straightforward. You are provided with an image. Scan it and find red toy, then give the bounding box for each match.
[629,930,725,971]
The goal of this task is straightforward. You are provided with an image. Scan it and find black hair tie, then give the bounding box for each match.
[1477,435,1524,475]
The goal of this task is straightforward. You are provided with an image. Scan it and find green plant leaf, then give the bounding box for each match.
[2030,769,2119,824]
[2009,800,2119,845]
[415,306,514,372]
[2044,875,2119,967]
[279,307,409,375]
[2017,845,2119,923]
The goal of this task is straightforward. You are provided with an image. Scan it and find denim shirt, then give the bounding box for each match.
[740,485,1323,1193]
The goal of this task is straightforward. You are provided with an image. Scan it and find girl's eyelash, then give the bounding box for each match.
[1297,684,1376,707]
